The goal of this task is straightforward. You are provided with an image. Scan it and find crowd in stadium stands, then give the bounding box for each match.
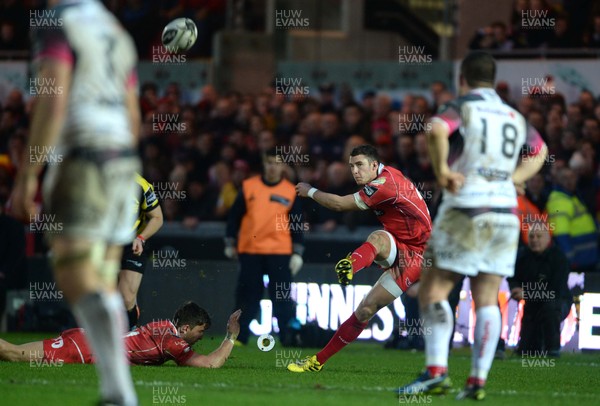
[2,77,600,245]
[1,2,600,261]
[470,0,600,50]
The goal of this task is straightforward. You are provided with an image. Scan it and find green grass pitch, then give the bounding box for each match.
[0,332,598,405]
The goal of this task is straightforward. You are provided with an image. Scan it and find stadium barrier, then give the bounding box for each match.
[6,222,598,350]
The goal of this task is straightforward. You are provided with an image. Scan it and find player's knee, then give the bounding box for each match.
[366,231,387,252]
[355,301,377,322]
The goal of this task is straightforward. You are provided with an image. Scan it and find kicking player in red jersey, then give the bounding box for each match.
[288,144,432,372]
[0,302,241,369]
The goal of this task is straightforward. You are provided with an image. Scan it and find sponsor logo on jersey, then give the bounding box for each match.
[270,194,291,205]
[145,190,158,206]
[363,185,378,197]
[370,177,387,185]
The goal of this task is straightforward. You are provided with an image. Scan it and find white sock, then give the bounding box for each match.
[422,301,453,368]
[470,305,501,382]
[73,291,137,406]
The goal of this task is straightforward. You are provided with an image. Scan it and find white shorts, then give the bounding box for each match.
[43,150,140,245]
[426,206,520,277]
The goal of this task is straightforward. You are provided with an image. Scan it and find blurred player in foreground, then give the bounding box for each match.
[0,302,241,368]
[118,174,163,329]
[11,1,140,404]
[398,51,547,400]
[288,144,432,372]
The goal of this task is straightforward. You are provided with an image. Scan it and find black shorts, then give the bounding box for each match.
[120,244,148,274]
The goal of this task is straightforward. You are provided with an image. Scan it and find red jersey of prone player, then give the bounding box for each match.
[42,321,194,365]
[353,164,432,290]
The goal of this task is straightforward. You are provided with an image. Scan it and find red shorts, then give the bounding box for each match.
[388,241,424,292]
[43,328,93,364]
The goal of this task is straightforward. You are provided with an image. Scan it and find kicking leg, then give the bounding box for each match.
[351,231,392,271]
[288,281,397,372]
[337,231,394,285]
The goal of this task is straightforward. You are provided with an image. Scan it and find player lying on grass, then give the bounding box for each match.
[0,302,241,368]
[288,144,432,372]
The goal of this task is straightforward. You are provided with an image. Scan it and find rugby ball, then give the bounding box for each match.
[161,18,198,52]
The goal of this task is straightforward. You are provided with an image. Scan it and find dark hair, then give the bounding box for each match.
[263,146,280,159]
[173,301,211,329]
[460,51,496,87]
[350,144,380,164]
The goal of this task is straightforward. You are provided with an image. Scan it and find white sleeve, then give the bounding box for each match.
[353,192,369,211]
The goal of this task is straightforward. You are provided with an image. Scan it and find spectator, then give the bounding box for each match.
[0,21,20,50]
[275,102,300,142]
[429,81,448,112]
[371,94,392,137]
[318,83,337,113]
[508,225,571,357]
[395,134,418,174]
[585,14,600,47]
[140,82,159,117]
[496,82,516,108]
[566,102,584,129]
[523,0,555,48]
[546,167,598,271]
[310,113,344,163]
[341,103,370,140]
[469,21,514,51]
[525,172,550,211]
[579,90,597,116]
[180,178,218,229]
[547,15,580,48]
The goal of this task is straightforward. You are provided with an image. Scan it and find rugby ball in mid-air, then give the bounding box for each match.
[161,18,198,52]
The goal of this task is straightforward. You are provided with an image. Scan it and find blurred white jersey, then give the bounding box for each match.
[31,0,138,150]
[430,88,545,208]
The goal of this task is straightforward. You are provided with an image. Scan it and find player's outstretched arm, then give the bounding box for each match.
[0,338,44,362]
[296,182,360,212]
[183,309,242,368]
